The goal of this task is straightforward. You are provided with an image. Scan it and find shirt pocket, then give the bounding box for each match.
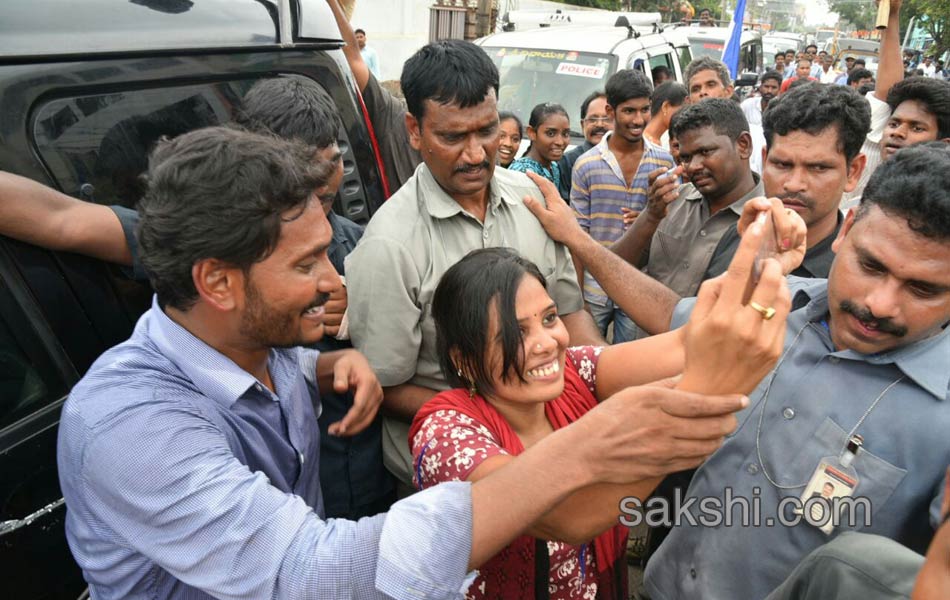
[788,417,906,532]
[652,229,685,276]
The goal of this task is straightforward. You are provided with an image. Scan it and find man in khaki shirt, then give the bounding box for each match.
[346,40,600,491]
[612,98,762,301]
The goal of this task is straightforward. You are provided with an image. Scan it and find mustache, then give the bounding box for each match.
[304,292,330,312]
[454,161,491,174]
[590,127,609,137]
[840,300,908,337]
[777,192,815,210]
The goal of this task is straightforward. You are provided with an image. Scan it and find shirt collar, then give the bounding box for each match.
[798,211,843,278]
[792,281,950,401]
[420,164,513,220]
[685,172,763,217]
[146,296,265,408]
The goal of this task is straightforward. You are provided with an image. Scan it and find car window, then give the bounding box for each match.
[32,81,252,209]
[0,278,67,432]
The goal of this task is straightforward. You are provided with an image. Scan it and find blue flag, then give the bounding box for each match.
[721,0,747,79]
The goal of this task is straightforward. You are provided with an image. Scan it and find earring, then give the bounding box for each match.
[535,343,543,351]
[468,380,477,399]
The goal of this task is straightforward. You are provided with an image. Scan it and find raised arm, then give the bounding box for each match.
[873,0,903,102]
[326,0,370,92]
[0,171,132,265]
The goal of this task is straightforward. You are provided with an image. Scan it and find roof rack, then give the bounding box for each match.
[501,9,661,32]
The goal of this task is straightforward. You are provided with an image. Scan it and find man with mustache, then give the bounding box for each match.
[525,141,950,600]
[570,69,676,343]
[704,82,871,281]
[740,70,782,175]
[556,90,612,195]
[606,98,762,308]
[345,40,601,494]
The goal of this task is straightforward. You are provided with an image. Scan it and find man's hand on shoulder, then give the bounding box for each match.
[320,349,383,436]
[522,170,586,247]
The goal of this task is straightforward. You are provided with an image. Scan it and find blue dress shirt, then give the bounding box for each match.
[645,277,950,600]
[58,298,473,599]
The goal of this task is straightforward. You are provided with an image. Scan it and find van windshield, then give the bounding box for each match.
[483,46,616,140]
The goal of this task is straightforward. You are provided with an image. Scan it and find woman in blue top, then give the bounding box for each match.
[508,102,571,199]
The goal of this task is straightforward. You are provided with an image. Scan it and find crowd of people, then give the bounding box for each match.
[1,0,949,598]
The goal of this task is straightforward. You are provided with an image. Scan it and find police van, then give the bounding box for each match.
[474,11,692,144]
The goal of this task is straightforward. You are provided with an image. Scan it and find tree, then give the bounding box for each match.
[827,0,877,32]
[906,0,950,58]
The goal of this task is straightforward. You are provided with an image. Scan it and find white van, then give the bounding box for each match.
[474,15,692,144]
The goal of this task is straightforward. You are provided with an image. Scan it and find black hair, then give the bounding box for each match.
[775,52,786,61]
[579,90,606,120]
[762,82,870,164]
[785,48,796,55]
[498,111,523,137]
[685,56,732,90]
[401,40,499,121]
[354,28,365,35]
[854,58,867,66]
[605,68,654,109]
[137,126,333,311]
[886,76,950,139]
[805,44,818,53]
[787,77,812,91]
[528,102,568,128]
[235,77,342,150]
[650,81,688,116]
[848,68,874,86]
[669,97,749,141]
[651,65,672,82]
[433,248,548,397]
[857,142,950,241]
[760,69,783,87]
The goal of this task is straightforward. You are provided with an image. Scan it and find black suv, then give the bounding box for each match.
[0,1,385,596]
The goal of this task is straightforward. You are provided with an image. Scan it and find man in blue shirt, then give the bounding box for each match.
[527,141,950,599]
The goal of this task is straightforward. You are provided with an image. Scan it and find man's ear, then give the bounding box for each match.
[736,131,753,160]
[406,112,422,152]
[192,258,243,312]
[832,206,858,254]
[843,152,868,193]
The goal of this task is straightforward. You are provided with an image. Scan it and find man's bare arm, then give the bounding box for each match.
[872,0,903,103]
[565,234,679,335]
[382,382,438,422]
[326,0,370,92]
[561,309,606,346]
[0,171,132,265]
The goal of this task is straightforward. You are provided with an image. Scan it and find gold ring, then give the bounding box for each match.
[749,301,776,320]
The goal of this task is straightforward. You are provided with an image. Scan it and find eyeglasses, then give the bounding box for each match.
[584,116,611,124]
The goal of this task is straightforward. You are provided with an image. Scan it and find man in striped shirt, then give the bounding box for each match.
[570,69,675,342]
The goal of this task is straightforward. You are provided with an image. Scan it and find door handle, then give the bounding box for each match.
[0,497,65,537]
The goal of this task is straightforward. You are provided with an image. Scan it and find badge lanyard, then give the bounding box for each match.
[753,320,905,491]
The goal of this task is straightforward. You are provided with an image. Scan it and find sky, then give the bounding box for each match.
[801,0,838,28]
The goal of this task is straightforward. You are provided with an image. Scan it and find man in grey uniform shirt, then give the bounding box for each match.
[346,40,603,491]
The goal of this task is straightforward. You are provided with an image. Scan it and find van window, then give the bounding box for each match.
[0,279,67,432]
[484,47,617,135]
[678,45,692,76]
[648,53,675,82]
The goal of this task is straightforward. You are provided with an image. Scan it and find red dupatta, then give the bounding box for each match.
[408,353,628,598]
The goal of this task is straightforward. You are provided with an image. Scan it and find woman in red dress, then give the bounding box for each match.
[410,224,794,599]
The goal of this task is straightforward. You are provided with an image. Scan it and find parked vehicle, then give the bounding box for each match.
[683,26,764,78]
[763,31,804,57]
[0,1,384,596]
[475,16,692,145]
